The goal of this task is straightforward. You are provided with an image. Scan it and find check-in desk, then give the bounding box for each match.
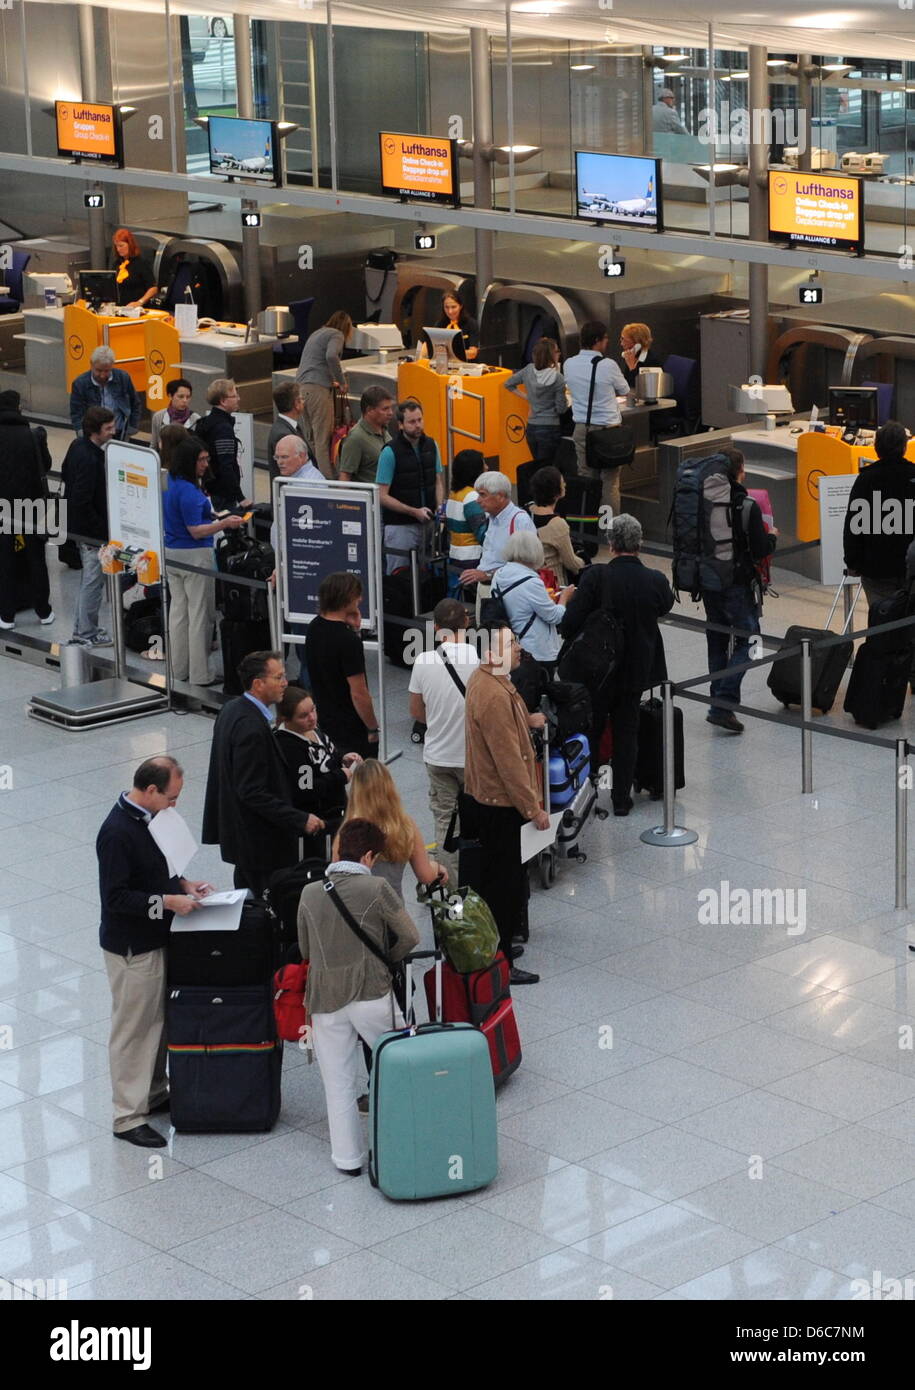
[177,327,276,416]
[397,359,536,480]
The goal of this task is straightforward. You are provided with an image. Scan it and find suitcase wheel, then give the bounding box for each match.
[574,852,587,864]
[538,848,555,889]
[595,807,609,821]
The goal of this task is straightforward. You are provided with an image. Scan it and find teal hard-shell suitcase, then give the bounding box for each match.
[368,952,498,1200]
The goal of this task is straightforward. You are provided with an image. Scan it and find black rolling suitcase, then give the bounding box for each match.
[559,469,602,561]
[633,695,685,799]
[767,581,858,714]
[220,616,272,695]
[167,899,277,987]
[843,588,914,729]
[167,984,282,1133]
[264,858,327,947]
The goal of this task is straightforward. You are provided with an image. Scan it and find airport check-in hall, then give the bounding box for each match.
[3,0,915,1347]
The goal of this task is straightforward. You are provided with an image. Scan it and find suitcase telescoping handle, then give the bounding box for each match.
[403,949,443,1027]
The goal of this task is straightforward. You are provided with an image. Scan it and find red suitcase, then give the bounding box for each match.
[423,952,521,1086]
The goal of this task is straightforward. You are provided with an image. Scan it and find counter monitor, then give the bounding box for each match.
[574,151,663,231]
[78,270,119,309]
[208,115,280,186]
[55,101,122,166]
[768,169,864,254]
[828,386,878,435]
[379,132,460,208]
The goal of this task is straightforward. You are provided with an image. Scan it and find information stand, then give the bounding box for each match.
[273,478,394,761]
[29,441,169,730]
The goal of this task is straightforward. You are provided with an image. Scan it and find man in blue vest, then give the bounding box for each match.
[376,398,444,577]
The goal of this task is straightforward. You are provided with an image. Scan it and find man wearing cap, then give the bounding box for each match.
[652,89,688,135]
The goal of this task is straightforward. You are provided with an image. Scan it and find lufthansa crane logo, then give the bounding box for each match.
[506,414,525,444]
[806,468,826,501]
[773,175,788,196]
[68,336,84,360]
[383,137,396,156]
[149,349,166,375]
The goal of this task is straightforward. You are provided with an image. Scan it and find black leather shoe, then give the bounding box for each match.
[511,933,528,944]
[706,710,744,734]
[509,945,524,960]
[114,1124,167,1149]
[148,1096,170,1115]
[510,967,540,985]
[339,1166,362,1177]
[613,797,633,817]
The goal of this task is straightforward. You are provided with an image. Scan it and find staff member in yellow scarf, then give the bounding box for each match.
[111,228,157,309]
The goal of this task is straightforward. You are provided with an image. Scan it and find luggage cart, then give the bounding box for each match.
[534,709,608,889]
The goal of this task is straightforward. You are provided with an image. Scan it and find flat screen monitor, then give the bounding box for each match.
[419,326,466,364]
[55,100,122,165]
[379,132,460,207]
[207,115,280,186]
[828,386,878,431]
[768,169,863,253]
[574,151,663,231]
[78,270,120,308]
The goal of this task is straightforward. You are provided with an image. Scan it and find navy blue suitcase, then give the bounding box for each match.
[167,983,282,1133]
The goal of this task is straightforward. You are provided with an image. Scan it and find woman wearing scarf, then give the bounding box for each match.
[110,228,157,309]
[150,379,200,452]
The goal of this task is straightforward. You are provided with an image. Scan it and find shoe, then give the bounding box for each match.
[706,710,744,734]
[509,945,524,960]
[356,1093,369,1114]
[147,1095,170,1115]
[38,611,55,625]
[0,619,15,631]
[339,1166,362,1177]
[509,967,540,985]
[511,933,527,945]
[91,629,113,646]
[68,635,92,647]
[613,797,634,817]
[114,1124,167,1148]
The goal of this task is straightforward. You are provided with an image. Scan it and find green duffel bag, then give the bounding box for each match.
[419,885,499,974]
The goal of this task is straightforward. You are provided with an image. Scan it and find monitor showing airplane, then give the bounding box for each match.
[208,115,279,185]
[574,151,663,231]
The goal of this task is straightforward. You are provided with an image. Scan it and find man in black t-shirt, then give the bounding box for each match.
[305,572,380,759]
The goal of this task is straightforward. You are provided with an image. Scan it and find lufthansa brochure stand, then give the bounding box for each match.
[29,441,170,731]
[272,476,396,763]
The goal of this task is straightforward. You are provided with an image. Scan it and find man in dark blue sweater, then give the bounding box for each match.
[97,755,212,1148]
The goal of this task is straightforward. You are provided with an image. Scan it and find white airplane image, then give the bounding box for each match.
[580,175,656,218]
[238,139,272,174]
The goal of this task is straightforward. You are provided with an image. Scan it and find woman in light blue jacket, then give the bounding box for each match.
[493,531,574,671]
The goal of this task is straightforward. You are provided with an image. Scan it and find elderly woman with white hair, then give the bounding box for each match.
[495,530,575,672]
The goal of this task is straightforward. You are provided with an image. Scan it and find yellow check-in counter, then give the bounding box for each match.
[397,359,532,481]
[797,431,915,541]
[64,303,180,409]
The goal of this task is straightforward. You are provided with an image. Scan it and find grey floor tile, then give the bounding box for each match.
[0,1098,105,1168]
[0,945,89,1004]
[492,1068,569,1119]
[573,1205,761,1291]
[289,1176,473,1247]
[775,1124,915,1200]
[680,1023,840,1087]
[761,934,900,989]
[170,1209,358,1294]
[777,1202,915,1282]
[373,1205,562,1292]
[597,937,741,991]
[476,1164,661,1244]
[673,962,834,1022]
[525,965,661,1024]
[606,993,748,1053]
[259,1250,454,1300]
[581,1126,748,1201]
[519,1025,661,1089]
[87,1168,272,1250]
[660,1247,864,1301]
[585,1057,749,1122]
[466,1248,663,1301]
[0,1211,160,1289]
[768,1054,915,1122]
[77,1252,251,1301]
[197,1131,349,1206]
[677,1090,844,1157]
[14,971,113,1028]
[499,1091,660,1163]
[6,1132,187,1205]
[0,1170,75,1240]
[766,993,911,1052]
[0,1035,109,1097]
[674,1165,857,1243]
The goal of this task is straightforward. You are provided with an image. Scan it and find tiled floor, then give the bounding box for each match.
[4,439,915,1298]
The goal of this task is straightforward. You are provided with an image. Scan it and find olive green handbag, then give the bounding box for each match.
[418,884,499,974]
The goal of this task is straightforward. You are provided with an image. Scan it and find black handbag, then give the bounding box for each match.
[584,357,635,471]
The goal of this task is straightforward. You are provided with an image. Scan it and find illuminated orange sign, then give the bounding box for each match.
[56,101,119,162]
[379,132,458,206]
[768,169,862,252]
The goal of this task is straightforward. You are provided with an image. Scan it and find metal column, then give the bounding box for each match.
[470,27,495,304]
[240,199,262,322]
[897,739,908,910]
[78,6,108,268]
[747,44,770,379]
[233,13,254,119]
[796,54,813,173]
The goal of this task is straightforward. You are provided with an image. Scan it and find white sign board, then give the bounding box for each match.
[235,411,255,502]
[105,440,164,561]
[818,473,857,587]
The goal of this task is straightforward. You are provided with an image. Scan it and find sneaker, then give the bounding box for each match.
[38,611,55,625]
[0,619,14,631]
[68,635,93,647]
[706,710,744,734]
[90,629,113,646]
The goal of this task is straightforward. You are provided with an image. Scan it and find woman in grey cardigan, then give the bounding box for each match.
[505,336,567,470]
[295,309,353,476]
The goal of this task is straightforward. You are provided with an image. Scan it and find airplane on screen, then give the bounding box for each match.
[238,138,272,174]
[580,175,656,218]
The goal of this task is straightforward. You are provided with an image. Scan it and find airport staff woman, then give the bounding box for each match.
[619,322,663,390]
[438,292,479,361]
[111,229,157,309]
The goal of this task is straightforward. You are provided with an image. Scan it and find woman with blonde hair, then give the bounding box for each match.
[338,759,447,899]
[619,322,663,389]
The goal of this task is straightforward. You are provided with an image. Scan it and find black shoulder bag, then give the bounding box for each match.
[437,645,467,696]
[584,357,635,472]
[322,876,408,1014]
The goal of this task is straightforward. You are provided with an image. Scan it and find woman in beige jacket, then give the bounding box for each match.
[529,466,587,586]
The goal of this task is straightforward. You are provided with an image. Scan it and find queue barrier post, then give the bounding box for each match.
[640,680,698,848]
[896,738,908,911]
[800,636,814,794]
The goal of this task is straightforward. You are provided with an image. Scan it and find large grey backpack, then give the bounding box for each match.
[671,453,743,599]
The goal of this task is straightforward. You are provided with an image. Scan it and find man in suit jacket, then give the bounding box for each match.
[69,345,141,439]
[560,513,674,816]
[203,650,323,893]
[267,380,310,484]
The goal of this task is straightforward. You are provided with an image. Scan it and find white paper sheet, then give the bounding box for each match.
[148,808,198,878]
[520,812,562,864]
[169,888,249,933]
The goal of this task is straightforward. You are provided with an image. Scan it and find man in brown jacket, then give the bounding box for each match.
[298,818,419,1175]
[464,624,550,985]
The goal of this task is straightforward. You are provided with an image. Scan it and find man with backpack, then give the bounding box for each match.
[672,445,777,735]
[408,599,481,887]
[560,514,674,815]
